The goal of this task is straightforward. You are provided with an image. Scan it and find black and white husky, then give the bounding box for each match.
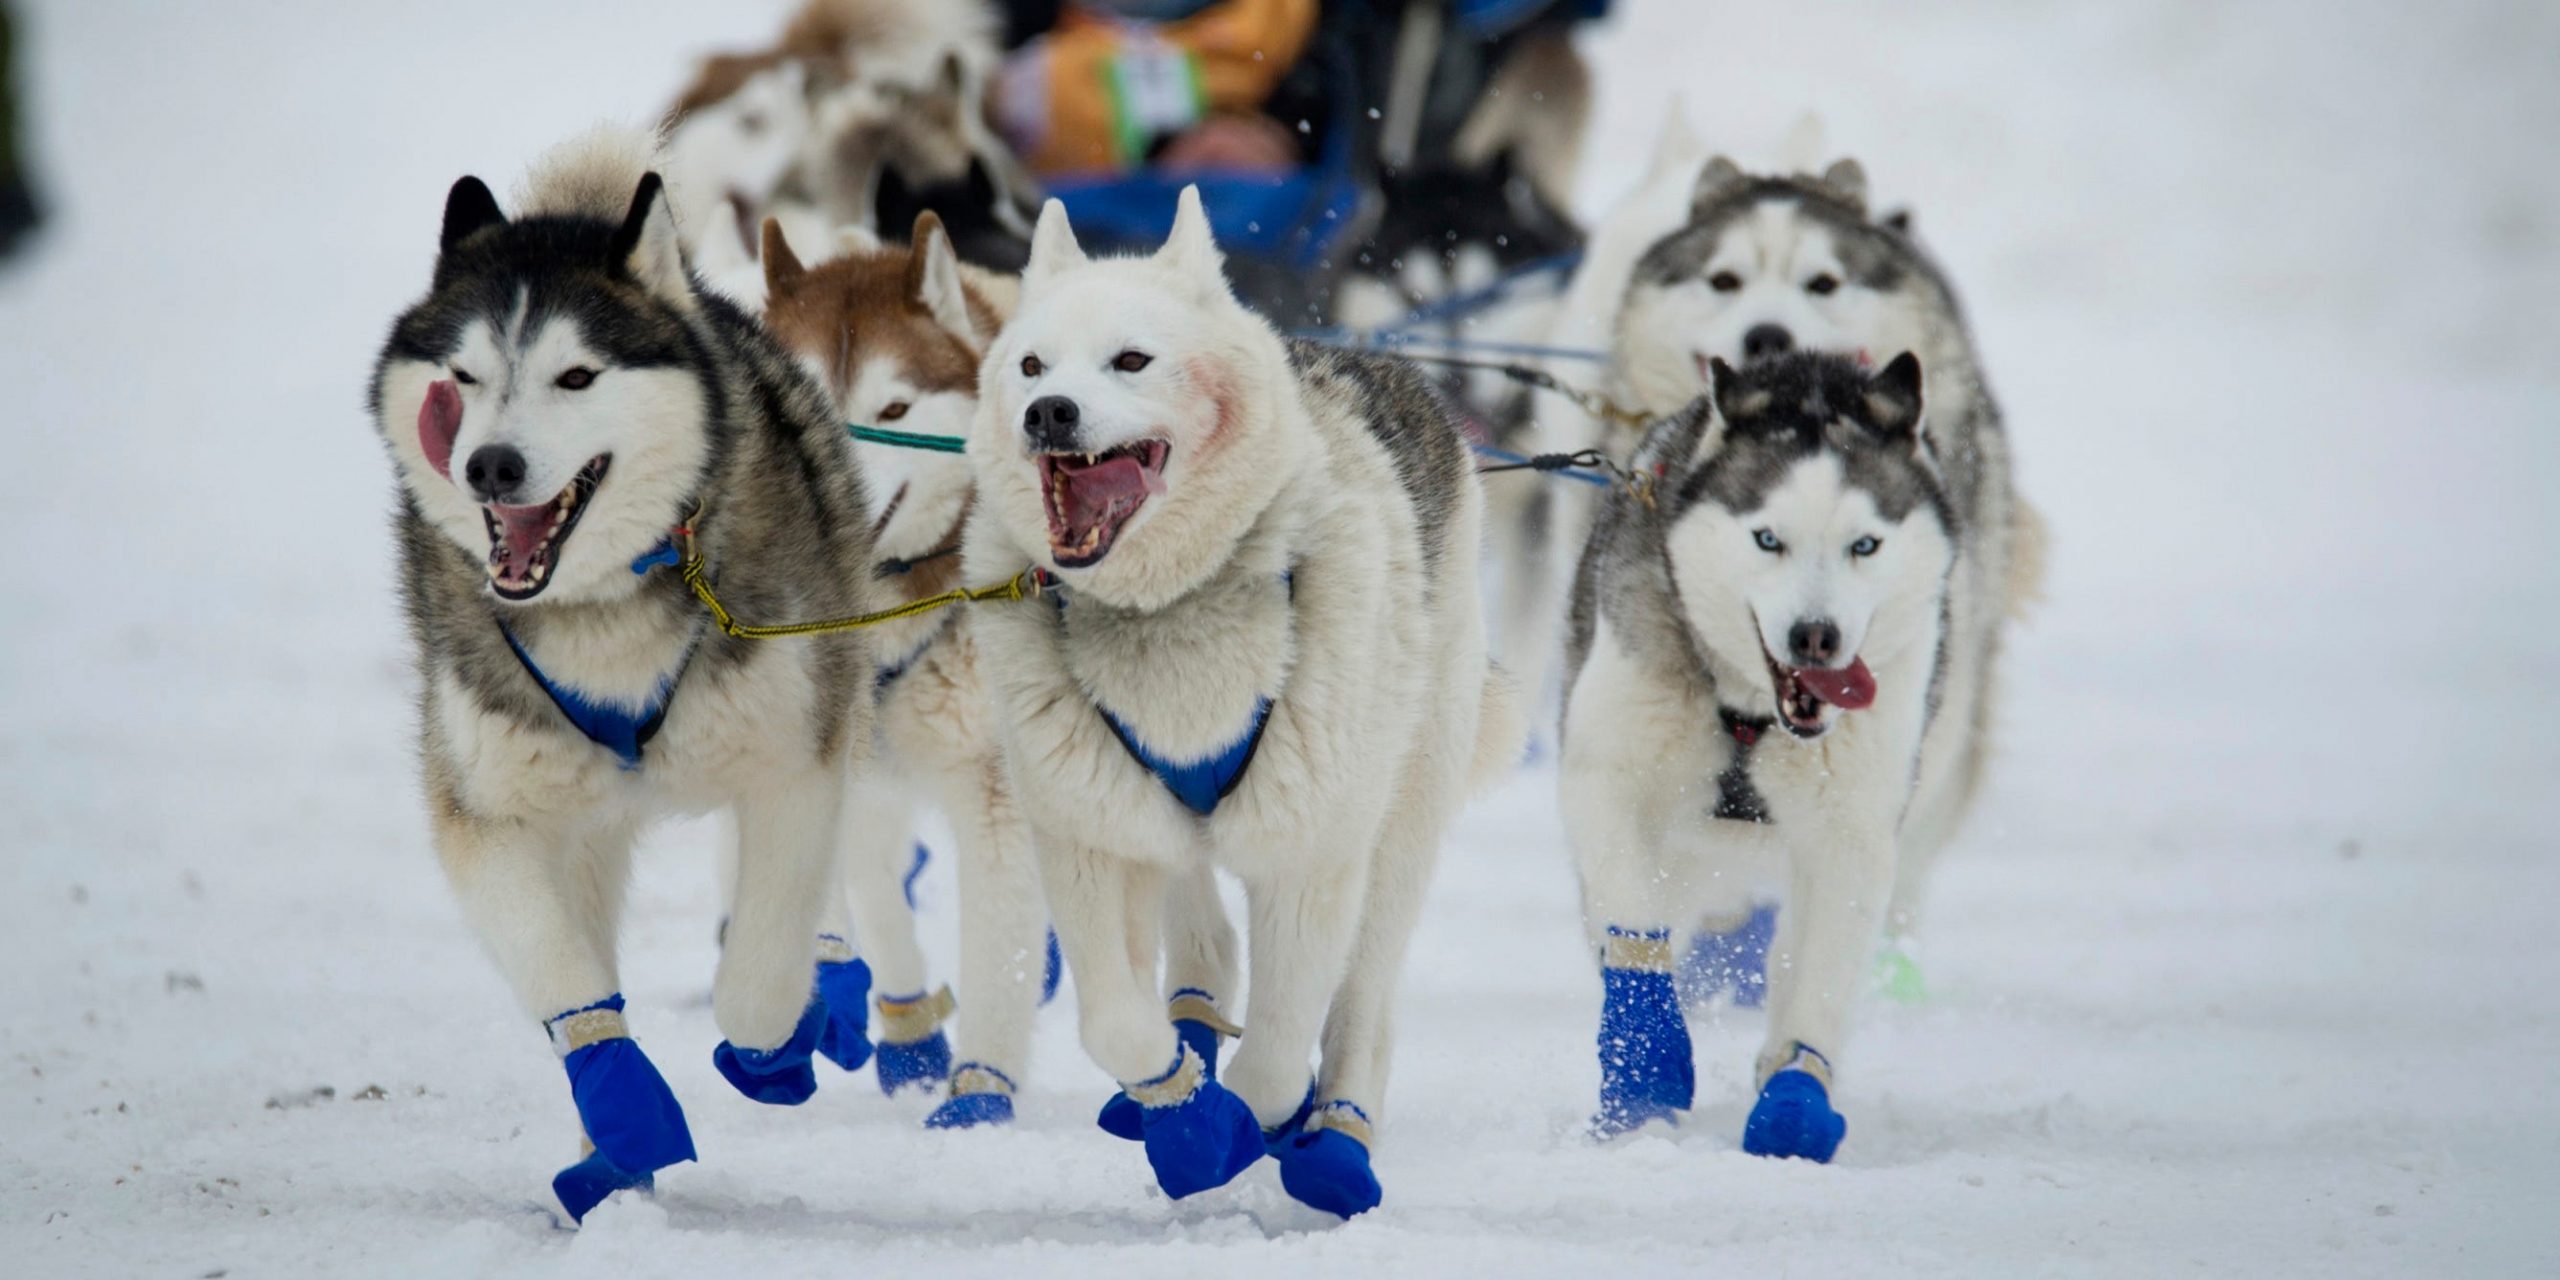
[961,189,1520,1217]
[1560,343,2024,1160]
[370,129,878,1220]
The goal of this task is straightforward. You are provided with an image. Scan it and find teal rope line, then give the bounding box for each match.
[848,424,968,454]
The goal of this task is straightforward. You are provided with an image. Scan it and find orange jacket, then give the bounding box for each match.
[1001,0,1318,178]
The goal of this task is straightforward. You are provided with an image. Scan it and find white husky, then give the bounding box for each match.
[961,188,1518,1217]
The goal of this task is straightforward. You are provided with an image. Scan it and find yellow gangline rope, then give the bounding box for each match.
[660,519,1045,641]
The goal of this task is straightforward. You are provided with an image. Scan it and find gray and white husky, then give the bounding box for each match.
[1559,344,2021,1160]
[1615,156,2044,966]
[370,129,877,1220]
[961,188,1520,1217]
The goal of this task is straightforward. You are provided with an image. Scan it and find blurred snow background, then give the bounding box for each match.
[2,1,2555,1274]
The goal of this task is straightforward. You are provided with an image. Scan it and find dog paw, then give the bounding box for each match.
[1595,961,1695,1135]
[814,957,875,1071]
[1096,1090,1143,1140]
[924,1089,1015,1129]
[712,999,824,1106]
[1874,945,1927,1004]
[1742,1069,1846,1162]
[1274,1127,1382,1218]
[550,1001,697,1175]
[1678,903,1776,1008]
[550,1151,654,1224]
[874,1029,952,1094]
[1139,1077,1264,1199]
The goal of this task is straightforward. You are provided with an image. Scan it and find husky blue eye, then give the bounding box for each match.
[1851,535,1881,557]
[1753,529,1783,553]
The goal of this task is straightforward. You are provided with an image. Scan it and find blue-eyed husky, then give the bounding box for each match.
[1560,348,2023,1162]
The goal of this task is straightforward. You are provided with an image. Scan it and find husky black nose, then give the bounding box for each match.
[1788,619,1842,667]
[1743,324,1794,361]
[464,444,527,503]
[1024,395,1081,452]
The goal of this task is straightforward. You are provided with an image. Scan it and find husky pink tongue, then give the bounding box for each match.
[490,503,554,580]
[420,380,461,480]
[1060,454,1152,538]
[1795,658,1877,710]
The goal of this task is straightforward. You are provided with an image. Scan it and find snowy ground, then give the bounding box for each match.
[5,1,2558,1275]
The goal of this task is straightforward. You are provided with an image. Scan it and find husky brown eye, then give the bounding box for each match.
[451,367,478,386]
[1708,271,1743,293]
[1020,354,1044,378]
[1112,350,1153,373]
[556,367,597,390]
[1806,274,1840,296]
[878,400,910,422]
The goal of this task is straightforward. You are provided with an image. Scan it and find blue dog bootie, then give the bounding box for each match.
[1742,1042,1846,1162]
[712,998,826,1106]
[1273,1100,1383,1218]
[811,934,875,1072]
[544,995,696,1222]
[1098,989,1239,1141]
[923,1061,1019,1129]
[872,986,956,1094]
[1260,1078,1318,1154]
[1679,902,1777,1008]
[1126,1041,1264,1199]
[1593,927,1695,1137]
[1040,927,1064,1006]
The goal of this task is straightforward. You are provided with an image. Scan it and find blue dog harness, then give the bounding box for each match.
[1099,698,1275,817]
[1054,572,1289,817]
[499,623,688,770]
[492,537,696,770]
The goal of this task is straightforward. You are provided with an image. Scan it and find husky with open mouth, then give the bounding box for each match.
[962,189,1521,1217]
[1558,350,2020,1163]
[370,128,879,1221]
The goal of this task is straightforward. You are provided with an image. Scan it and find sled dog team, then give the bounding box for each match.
[372,122,2035,1221]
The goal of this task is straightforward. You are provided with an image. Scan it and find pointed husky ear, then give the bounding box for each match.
[1024,198,1086,292]
[1158,185,1228,297]
[610,173,692,302]
[761,216,805,294]
[441,176,505,255]
[907,210,980,345]
[1865,351,1926,441]
[1690,156,1746,221]
[1708,356,1771,423]
[1818,158,1869,213]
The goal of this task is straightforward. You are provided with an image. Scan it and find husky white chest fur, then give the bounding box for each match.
[370,129,882,1221]
[961,188,1517,1218]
